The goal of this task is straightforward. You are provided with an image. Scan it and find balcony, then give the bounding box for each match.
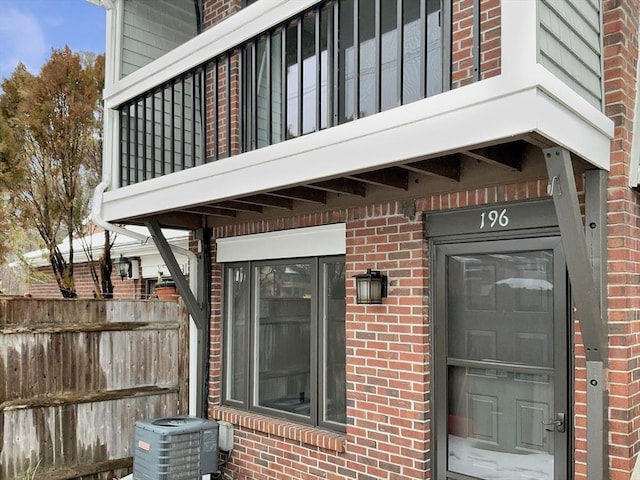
[99,0,613,228]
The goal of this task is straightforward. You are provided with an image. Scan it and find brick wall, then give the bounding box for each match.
[207,177,570,480]
[27,261,147,299]
[197,1,640,479]
[602,1,640,479]
[451,0,501,88]
[202,0,241,30]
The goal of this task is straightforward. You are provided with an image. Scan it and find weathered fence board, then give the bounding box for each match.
[0,298,189,480]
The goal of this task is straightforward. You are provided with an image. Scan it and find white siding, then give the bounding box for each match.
[538,0,603,110]
[121,0,197,78]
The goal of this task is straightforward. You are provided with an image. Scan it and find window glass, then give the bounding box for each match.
[243,43,254,151]
[358,0,376,117]
[225,265,249,403]
[286,23,299,138]
[223,257,345,429]
[426,0,442,96]
[403,0,422,104]
[256,263,312,417]
[270,31,283,144]
[302,13,317,134]
[338,0,355,123]
[319,5,330,129]
[381,1,399,111]
[321,260,346,426]
[256,37,269,148]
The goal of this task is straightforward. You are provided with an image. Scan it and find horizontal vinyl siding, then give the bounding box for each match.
[538,0,602,109]
[121,0,198,78]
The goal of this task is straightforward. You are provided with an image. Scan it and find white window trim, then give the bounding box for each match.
[216,224,346,263]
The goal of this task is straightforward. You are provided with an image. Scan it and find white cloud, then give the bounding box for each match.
[0,7,47,80]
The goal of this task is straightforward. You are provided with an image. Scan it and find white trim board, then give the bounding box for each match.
[216,224,346,263]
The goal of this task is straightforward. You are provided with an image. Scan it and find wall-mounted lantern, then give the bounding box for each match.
[113,254,133,280]
[354,269,387,304]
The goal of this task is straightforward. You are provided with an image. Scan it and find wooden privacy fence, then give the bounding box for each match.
[0,298,189,480]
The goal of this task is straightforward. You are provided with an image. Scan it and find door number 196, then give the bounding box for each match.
[480,209,509,229]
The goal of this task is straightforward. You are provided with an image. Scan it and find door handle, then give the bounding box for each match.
[542,413,565,433]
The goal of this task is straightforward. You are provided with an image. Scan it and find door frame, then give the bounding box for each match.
[425,200,573,480]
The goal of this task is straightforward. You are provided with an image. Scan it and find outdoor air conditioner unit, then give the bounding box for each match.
[133,416,219,480]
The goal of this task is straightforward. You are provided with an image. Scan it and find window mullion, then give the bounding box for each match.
[297,20,303,137]
[310,258,320,427]
[247,261,256,411]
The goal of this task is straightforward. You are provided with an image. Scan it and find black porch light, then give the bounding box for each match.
[113,254,132,280]
[354,269,387,304]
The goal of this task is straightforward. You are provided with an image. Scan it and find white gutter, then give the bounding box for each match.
[92,177,200,418]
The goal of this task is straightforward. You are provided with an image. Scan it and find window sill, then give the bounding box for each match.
[210,406,346,453]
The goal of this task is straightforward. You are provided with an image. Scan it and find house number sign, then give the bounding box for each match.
[424,200,558,237]
[479,208,509,230]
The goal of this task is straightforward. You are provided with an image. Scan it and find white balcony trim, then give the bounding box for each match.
[103,0,318,109]
[100,72,613,223]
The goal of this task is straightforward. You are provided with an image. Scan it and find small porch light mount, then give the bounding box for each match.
[113,254,133,280]
[354,269,388,304]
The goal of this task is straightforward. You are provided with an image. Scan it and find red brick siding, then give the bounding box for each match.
[202,0,243,160]
[602,1,640,479]
[207,178,573,480]
[202,0,242,30]
[451,0,502,88]
[27,261,147,299]
[192,1,640,478]
[480,0,501,80]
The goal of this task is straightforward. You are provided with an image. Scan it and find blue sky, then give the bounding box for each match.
[0,0,106,82]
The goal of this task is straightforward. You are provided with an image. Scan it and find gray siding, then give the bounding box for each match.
[538,0,602,110]
[121,0,197,78]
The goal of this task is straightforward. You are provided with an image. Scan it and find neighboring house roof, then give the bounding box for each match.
[21,226,190,278]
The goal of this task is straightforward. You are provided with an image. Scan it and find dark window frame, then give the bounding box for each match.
[222,255,346,431]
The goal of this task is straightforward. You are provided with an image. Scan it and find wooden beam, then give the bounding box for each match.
[34,458,133,480]
[0,385,179,411]
[402,154,461,181]
[464,142,524,171]
[270,186,328,204]
[308,178,367,196]
[0,322,180,334]
[236,194,294,210]
[178,205,236,217]
[216,200,264,213]
[350,167,409,190]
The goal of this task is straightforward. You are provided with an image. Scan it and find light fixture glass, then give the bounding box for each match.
[113,254,132,280]
[354,269,387,304]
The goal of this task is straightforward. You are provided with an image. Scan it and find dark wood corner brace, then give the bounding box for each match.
[543,147,608,480]
[145,218,212,418]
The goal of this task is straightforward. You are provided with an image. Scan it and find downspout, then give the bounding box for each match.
[92,0,205,418]
[91,179,200,417]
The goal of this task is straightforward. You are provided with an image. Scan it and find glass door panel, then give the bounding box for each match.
[437,239,568,480]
